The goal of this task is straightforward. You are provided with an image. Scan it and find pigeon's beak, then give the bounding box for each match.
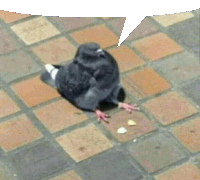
[97,49,105,57]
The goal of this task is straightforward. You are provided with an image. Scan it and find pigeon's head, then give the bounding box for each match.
[76,42,106,59]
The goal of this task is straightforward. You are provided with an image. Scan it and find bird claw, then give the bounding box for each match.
[118,103,139,113]
[94,109,109,123]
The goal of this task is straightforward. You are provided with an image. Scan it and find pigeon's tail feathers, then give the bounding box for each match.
[45,64,55,73]
[45,64,59,80]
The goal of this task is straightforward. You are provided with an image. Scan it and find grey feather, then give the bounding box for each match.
[42,42,121,111]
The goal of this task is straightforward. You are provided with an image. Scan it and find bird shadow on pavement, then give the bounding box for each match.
[99,87,126,111]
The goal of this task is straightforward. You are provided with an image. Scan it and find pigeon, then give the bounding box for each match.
[41,42,139,123]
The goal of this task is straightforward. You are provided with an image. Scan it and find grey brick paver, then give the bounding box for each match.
[128,133,186,173]
[11,141,70,180]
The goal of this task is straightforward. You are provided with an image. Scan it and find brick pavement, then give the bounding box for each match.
[0,10,200,180]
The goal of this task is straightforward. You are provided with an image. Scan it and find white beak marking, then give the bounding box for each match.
[97,49,103,52]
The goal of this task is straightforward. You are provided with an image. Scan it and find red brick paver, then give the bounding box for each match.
[155,163,200,180]
[0,90,20,118]
[0,10,30,23]
[70,25,118,48]
[132,33,183,61]
[34,99,88,133]
[144,91,197,125]
[172,117,200,152]
[108,45,145,72]
[12,76,59,107]
[103,110,156,142]
[0,114,42,151]
[122,68,170,98]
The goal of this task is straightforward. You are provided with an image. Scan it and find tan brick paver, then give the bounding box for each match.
[56,124,113,162]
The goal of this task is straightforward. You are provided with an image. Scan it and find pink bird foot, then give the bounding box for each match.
[94,109,109,123]
[118,103,139,113]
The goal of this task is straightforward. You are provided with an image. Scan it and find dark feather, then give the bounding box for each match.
[43,42,121,111]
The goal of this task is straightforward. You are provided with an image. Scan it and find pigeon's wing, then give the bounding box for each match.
[93,53,120,90]
[104,83,122,104]
[94,65,118,88]
[55,63,100,110]
[87,51,121,105]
